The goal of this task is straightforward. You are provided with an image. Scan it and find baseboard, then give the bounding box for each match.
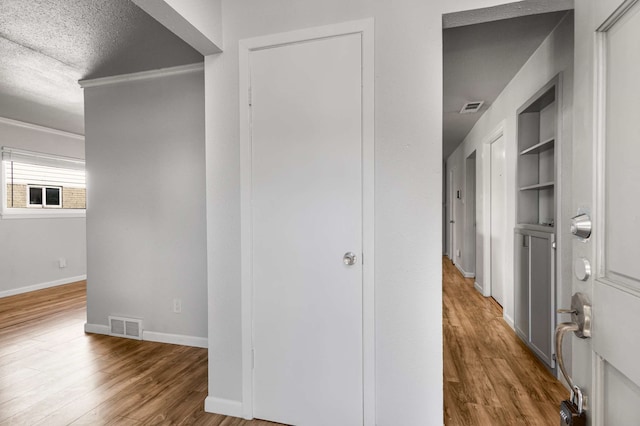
[84,323,110,335]
[474,281,483,293]
[84,324,208,348]
[204,396,243,418]
[0,275,87,299]
[455,263,475,279]
[142,331,208,348]
[503,313,515,330]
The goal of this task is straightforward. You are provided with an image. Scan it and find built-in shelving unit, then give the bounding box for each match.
[514,75,560,373]
[517,83,557,230]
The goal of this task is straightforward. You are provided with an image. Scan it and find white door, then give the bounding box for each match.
[450,168,456,263]
[490,135,506,306]
[249,33,363,426]
[571,1,640,424]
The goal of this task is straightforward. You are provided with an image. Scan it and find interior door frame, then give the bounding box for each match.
[481,122,505,298]
[238,18,375,424]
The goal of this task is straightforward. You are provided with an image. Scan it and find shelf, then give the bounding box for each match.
[516,223,555,232]
[520,182,554,191]
[520,137,555,155]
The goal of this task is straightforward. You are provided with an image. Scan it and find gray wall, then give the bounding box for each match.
[84,69,207,340]
[0,119,86,296]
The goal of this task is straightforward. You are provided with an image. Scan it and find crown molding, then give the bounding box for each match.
[79,62,204,89]
[0,116,84,140]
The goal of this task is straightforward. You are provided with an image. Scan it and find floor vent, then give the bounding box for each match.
[108,316,143,340]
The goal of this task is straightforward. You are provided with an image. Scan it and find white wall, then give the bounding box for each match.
[445,14,574,328]
[0,118,86,297]
[205,0,521,424]
[83,68,207,343]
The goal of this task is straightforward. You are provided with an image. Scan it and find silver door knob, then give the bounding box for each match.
[343,252,357,265]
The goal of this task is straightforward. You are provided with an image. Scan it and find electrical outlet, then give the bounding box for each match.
[456,249,461,257]
[58,258,67,268]
[173,298,182,313]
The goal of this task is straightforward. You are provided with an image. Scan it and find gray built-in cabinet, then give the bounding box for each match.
[514,76,559,371]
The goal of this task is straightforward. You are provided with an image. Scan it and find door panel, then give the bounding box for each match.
[603,2,640,291]
[250,33,363,426]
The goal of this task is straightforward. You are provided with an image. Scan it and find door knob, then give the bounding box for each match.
[343,252,357,266]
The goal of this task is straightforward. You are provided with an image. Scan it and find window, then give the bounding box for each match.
[27,185,62,208]
[2,147,85,218]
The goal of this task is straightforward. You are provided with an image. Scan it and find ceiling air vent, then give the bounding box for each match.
[109,316,143,340]
[460,101,484,114]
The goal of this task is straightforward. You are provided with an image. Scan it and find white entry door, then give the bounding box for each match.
[571,1,640,424]
[490,135,506,306]
[248,32,364,426]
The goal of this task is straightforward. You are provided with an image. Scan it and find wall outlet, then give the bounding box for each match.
[173,298,182,313]
[456,249,461,257]
[58,258,67,268]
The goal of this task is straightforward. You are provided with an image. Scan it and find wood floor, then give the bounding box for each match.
[443,257,568,425]
[1,263,567,425]
[0,281,281,426]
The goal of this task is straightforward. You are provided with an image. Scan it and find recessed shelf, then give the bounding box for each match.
[520,137,555,155]
[520,182,554,191]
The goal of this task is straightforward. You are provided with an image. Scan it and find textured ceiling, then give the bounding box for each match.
[0,0,203,134]
[442,9,570,159]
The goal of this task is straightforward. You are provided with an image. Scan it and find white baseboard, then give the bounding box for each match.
[143,331,208,348]
[474,281,483,293]
[84,323,208,348]
[503,313,515,330]
[455,263,475,279]
[204,396,244,418]
[84,323,110,335]
[0,275,87,299]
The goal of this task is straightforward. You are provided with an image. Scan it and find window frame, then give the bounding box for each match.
[1,148,86,219]
[26,185,63,209]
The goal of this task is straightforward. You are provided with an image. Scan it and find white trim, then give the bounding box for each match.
[142,331,208,348]
[482,122,505,299]
[84,323,110,335]
[204,397,243,418]
[0,116,84,140]
[503,313,515,330]
[0,210,85,219]
[239,18,375,424]
[455,263,475,279]
[0,275,87,299]
[474,281,483,294]
[79,63,204,88]
[84,323,208,348]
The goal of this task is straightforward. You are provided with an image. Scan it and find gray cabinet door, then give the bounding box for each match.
[529,234,553,366]
[514,231,530,341]
[514,228,555,370]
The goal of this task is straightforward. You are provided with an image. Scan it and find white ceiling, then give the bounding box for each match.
[0,0,203,135]
[442,3,572,159]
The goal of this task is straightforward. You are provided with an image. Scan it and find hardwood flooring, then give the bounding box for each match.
[1,262,567,425]
[443,257,568,425]
[0,281,281,426]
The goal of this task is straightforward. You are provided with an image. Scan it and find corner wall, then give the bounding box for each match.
[83,67,207,345]
[445,14,574,330]
[0,118,86,297]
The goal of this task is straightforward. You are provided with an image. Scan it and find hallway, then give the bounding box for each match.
[443,258,568,425]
